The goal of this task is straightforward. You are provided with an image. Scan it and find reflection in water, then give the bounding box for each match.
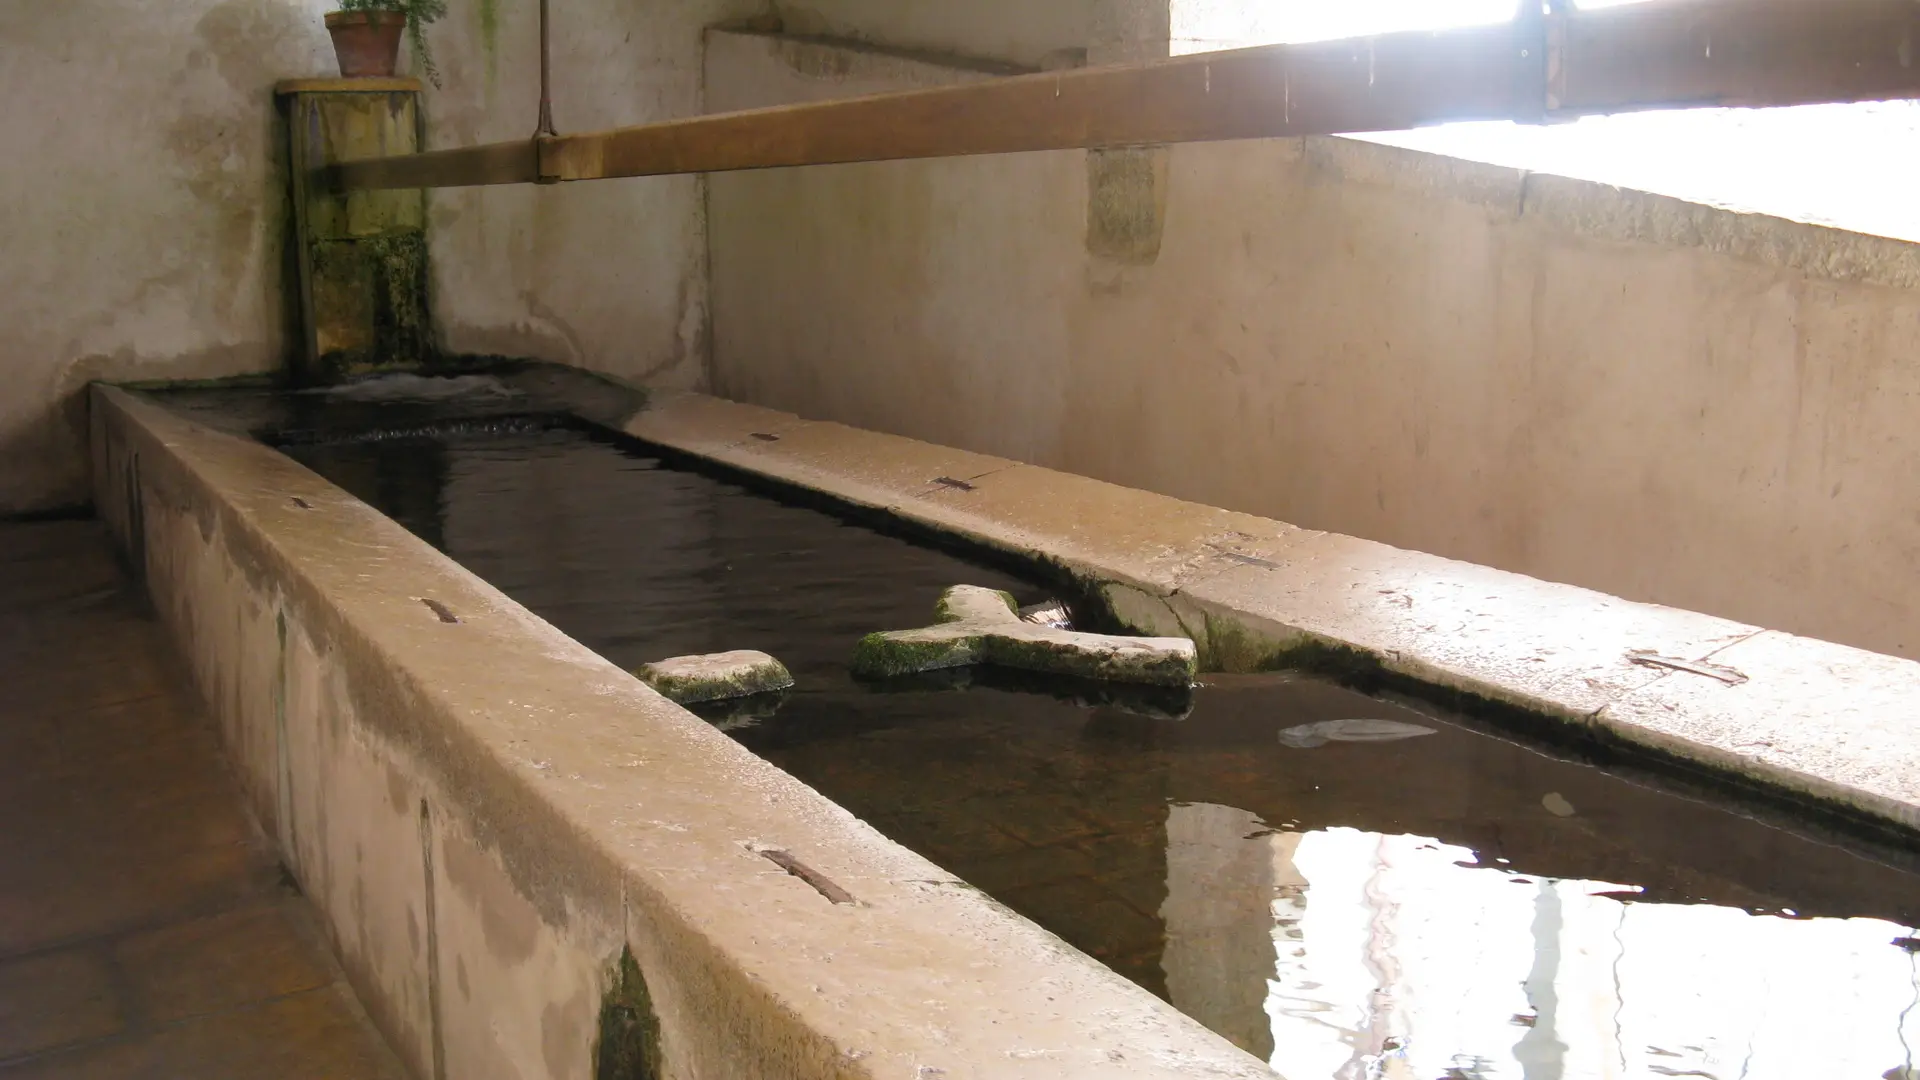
[1165,805,1920,1079]
[1163,804,1281,1060]
[269,421,1920,1077]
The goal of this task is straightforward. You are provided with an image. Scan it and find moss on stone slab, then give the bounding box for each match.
[850,630,981,678]
[856,585,1195,686]
[637,651,794,704]
[985,633,1196,688]
[933,588,1017,624]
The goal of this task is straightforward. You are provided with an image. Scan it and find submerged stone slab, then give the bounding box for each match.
[853,585,1197,687]
[637,650,794,704]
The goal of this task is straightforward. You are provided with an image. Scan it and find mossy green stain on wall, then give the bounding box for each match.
[308,231,433,380]
[478,0,500,85]
[595,947,663,1080]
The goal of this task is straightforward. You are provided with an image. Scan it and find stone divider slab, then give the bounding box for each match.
[852,584,1197,686]
[622,390,1920,835]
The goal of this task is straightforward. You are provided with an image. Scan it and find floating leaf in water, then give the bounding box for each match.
[1276,718,1437,748]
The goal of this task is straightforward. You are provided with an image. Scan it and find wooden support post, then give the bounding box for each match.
[278,78,432,383]
[327,0,1920,193]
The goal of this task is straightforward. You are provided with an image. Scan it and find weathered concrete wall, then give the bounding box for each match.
[92,384,1273,1080]
[0,0,334,514]
[422,0,763,392]
[706,30,1920,662]
[0,0,757,514]
[768,0,1094,69]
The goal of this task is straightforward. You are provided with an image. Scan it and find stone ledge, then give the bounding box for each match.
[623,390,1920,836]
[92,385,1269,1080]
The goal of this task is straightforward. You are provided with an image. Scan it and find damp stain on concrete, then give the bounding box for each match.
[440,828,543,967]
[1086,146,1168,265]
[593,947,663,1080]
[477,0,501,84]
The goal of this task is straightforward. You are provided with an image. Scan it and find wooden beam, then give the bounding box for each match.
[333,24,1524,191]
[330,0,1920,192]
[543,24,1523,182]
[323,139,537,192]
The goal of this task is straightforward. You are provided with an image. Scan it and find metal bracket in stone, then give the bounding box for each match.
[851,585,1196,688]
[637,650,794,704]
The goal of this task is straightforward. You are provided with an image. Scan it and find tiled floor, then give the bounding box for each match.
[0,520,407,1079]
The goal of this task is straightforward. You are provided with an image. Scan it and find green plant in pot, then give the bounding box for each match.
[325,0,447,85]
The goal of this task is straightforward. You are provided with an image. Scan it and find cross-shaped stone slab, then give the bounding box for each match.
[851,585,1196,687]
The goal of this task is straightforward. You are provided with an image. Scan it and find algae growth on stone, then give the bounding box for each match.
[637,650,793,704]
[852,584,1196,687]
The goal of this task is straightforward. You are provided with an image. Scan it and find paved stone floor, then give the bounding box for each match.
[0,520,407,1079]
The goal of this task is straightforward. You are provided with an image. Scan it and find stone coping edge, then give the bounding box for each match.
[89,384,1270,1080]
[620,390,1920,841]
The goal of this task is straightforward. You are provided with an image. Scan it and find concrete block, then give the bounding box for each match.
[1599,630,1920,829]
[96,387,1272,1080]
[852,585,1198,687]
[1174,531,1760,715]
[637,651,794,704]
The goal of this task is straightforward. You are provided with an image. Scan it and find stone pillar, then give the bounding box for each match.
[276,78,429,384]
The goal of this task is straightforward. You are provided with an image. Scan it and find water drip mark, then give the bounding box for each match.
[750,432,781,442]
[420,799,447,1080]
[418,597,460,624]
[931,476,976,492]
[1626,650,1748,686]
[759,849,857,905]
[273,611,296,863]
[290,496,313,509]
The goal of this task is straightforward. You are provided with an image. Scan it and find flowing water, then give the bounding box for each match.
[250,402,1920,1080]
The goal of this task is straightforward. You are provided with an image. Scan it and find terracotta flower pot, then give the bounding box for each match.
[325,10,407,79]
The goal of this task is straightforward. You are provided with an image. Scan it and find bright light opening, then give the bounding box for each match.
[1170,0,1658,51]
[1170,0,1920,244]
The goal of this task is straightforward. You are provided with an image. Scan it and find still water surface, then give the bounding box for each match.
[282,421,1920,1079]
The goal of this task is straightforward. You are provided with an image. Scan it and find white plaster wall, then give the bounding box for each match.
[0,0,760,515]
[0,0,335,513]
[423,0,762,394]
[707,30,1920,661]
[770,0,1094,68]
